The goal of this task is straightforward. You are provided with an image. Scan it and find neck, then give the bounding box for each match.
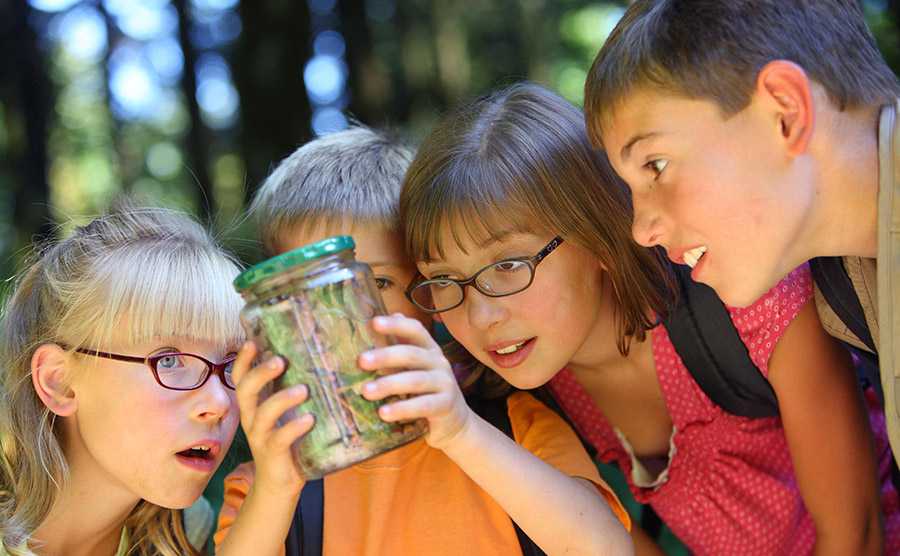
[566,274,645,376]
[805,104,881,259]
[29,426,139,556]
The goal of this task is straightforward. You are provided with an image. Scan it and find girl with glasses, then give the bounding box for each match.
[400,82,900,555]
[0,202,247,555]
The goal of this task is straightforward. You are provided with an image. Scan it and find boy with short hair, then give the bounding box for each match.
[214,126,631,555]
[585,0,900,463]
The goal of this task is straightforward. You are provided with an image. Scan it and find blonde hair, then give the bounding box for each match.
[0,201,244,555]
[249,125,415,255]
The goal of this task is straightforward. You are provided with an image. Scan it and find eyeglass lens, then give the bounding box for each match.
[153,354,236,389]
[411,259,533,311]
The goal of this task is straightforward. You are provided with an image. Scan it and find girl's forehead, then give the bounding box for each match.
[422,226,546,268]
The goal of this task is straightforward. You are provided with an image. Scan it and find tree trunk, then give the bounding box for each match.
[174,0,214,224]
[234,0,312,204]
[9,0,53,250]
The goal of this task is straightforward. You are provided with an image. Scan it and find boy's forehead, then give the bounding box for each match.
[277,221,411,268]
[600,88,672,141]
[600,90,724,163]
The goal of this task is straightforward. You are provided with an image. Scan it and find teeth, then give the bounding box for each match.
[496,341,525,355]
[683,246,707,269]
[191,445,210,451]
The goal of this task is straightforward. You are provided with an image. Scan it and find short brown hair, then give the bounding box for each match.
[400,82,672,355]
[250,126,415,254]
[585,0,900,146]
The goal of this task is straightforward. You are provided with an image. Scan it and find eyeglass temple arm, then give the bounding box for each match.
[532,236,564,265]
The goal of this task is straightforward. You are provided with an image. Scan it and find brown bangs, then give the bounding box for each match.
[403,150,552,264]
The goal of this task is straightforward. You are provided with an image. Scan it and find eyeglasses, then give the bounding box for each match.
[406,236,564,314]
[74,348,237,391]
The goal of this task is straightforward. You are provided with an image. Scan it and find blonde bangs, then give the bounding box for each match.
[78,243,244,352]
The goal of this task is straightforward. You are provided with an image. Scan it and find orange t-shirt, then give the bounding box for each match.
[214,392,629,555]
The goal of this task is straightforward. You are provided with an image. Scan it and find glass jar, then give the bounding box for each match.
[233,236,427,479]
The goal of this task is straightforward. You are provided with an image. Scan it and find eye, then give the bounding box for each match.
[429,278,456,289]
[157,354,185,370]
[645,158,668,179]
[374,276,395,290]
[493,260,529,273]
[223,355,237,376]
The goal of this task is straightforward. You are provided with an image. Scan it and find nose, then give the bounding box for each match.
[465,288,508,331]
[631,194,664,247]
[191,374,233,424]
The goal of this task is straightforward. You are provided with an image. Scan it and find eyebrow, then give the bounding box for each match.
[620,132,660,162]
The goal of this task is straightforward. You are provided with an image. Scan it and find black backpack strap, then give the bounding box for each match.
[467,394,547,556]
[284,477,324,556]
[809,257,878,354]
[662,264,780,418]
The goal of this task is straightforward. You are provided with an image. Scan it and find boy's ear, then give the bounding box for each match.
[31,344,78,417]
[756,60,815,157]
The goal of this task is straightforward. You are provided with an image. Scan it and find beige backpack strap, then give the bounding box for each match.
[879,100,900,458]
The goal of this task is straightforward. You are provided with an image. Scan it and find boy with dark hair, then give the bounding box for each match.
[585,0,900,465]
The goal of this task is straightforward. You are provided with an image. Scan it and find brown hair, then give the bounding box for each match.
[585,0,900,147]
[400,82,672,355]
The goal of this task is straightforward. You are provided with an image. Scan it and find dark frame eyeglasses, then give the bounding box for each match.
[406,236,564,314]
[73,348,237,391]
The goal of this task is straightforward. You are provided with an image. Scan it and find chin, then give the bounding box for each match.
[150,491,205,510]
[501,371,552,391]
[143,483,207,510]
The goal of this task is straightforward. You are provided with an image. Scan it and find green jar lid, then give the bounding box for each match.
[234,235,355,291]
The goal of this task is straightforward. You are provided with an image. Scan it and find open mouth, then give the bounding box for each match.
[174,441,222,472]
[495,340,528,355]
[683,246,707,269]
[176,446,214,461]
[488,337,537,369]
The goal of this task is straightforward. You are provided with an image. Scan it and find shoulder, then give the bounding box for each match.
[220,462,258,516]
[728,264,814,372]
[224,461,257,488]
[213,461,257,549]
[506,391,585,455]
[506,391,561,431]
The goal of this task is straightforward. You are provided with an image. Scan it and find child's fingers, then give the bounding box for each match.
[247,384,308,438]
[235,356,287,425]
[358,344,444,373]
[268,413,315,452]
[230,341,258,386]
[361,369,452,401]
[377,392,454,422]
[370,314,438,349]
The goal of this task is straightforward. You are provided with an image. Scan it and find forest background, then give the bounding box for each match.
[3,0,900,282]
[5,2,900,553]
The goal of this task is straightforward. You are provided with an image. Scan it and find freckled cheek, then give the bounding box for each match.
[437,309,481,354]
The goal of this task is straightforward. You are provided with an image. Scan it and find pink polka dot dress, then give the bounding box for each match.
[549,266,900,555]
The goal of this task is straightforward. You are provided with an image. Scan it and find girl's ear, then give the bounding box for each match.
[31,344,78,417]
